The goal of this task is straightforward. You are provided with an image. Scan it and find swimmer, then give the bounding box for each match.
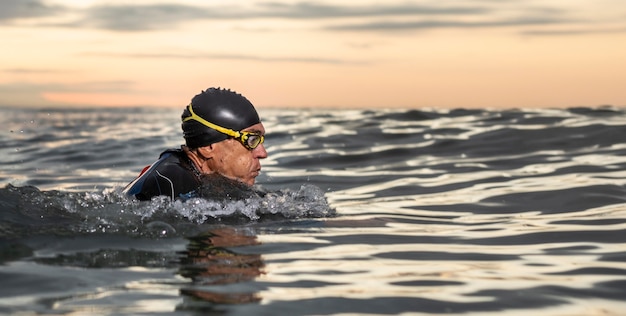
[124,88,267,201]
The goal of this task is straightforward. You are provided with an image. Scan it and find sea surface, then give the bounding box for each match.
[1,106,626,315]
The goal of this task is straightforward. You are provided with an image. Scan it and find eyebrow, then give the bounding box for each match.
[245,129,264,134]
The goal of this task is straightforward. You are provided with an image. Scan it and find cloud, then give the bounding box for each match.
[2,68,73,74]
[78,4,210,31]
[64,2,492,31]
[327,17,569,31]
[0,80,133,95]
[0,0,62,21]
[253,2,489,19]
[0,1,618,37]
[79,52,368,65]
[521,26,626,36]
[10,2,493,31]
[0,80,136,107]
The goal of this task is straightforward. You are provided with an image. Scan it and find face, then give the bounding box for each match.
[199,123,268,185]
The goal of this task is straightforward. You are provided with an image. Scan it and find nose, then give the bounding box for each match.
[254,143,268,159]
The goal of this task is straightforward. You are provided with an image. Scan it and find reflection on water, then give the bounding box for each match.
[178,227,264,306]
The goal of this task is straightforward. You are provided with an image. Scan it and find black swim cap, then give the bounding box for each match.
[181,88,260,148]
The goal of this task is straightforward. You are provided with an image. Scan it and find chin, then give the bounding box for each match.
[235,176,254,186]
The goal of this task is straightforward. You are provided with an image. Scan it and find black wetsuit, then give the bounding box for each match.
[124,148,202,201]
[125,147,261,201]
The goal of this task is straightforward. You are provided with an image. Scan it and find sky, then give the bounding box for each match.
[1,0,626,110]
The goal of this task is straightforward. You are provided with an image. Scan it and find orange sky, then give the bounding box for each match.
[1,0,626,109]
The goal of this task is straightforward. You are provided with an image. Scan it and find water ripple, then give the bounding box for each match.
[2,106,626,315]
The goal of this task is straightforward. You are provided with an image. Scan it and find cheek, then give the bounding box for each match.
[221,149,253,173]
[235,154,254,169]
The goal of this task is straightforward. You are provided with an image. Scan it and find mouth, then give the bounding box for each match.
[252,168,261,177]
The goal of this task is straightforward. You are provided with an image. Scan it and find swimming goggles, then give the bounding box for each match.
[183,104,264,150]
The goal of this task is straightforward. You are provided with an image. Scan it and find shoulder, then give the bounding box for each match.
[124,148,200,200]
[138,148,189,179]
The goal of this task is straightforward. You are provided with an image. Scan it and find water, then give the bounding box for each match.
[1,106,626,315]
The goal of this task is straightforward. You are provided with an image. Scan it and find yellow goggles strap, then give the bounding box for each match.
[182,104,241,138]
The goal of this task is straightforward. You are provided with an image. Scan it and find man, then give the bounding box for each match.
[124,87,268,201]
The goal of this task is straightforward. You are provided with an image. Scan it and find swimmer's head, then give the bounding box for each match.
[181,88,260,148]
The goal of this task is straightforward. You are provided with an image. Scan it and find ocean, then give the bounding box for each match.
[1,106,625,315]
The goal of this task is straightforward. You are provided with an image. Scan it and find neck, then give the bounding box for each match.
[183,145,214,176]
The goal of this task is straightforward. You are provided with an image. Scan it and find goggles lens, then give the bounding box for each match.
[241,132,264,150]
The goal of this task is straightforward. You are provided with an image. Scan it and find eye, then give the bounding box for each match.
[246,134,263,149]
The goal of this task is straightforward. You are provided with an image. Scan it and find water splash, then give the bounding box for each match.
[0,183,335,238]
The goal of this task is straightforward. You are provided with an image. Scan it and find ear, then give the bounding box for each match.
[196,144,214,159]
